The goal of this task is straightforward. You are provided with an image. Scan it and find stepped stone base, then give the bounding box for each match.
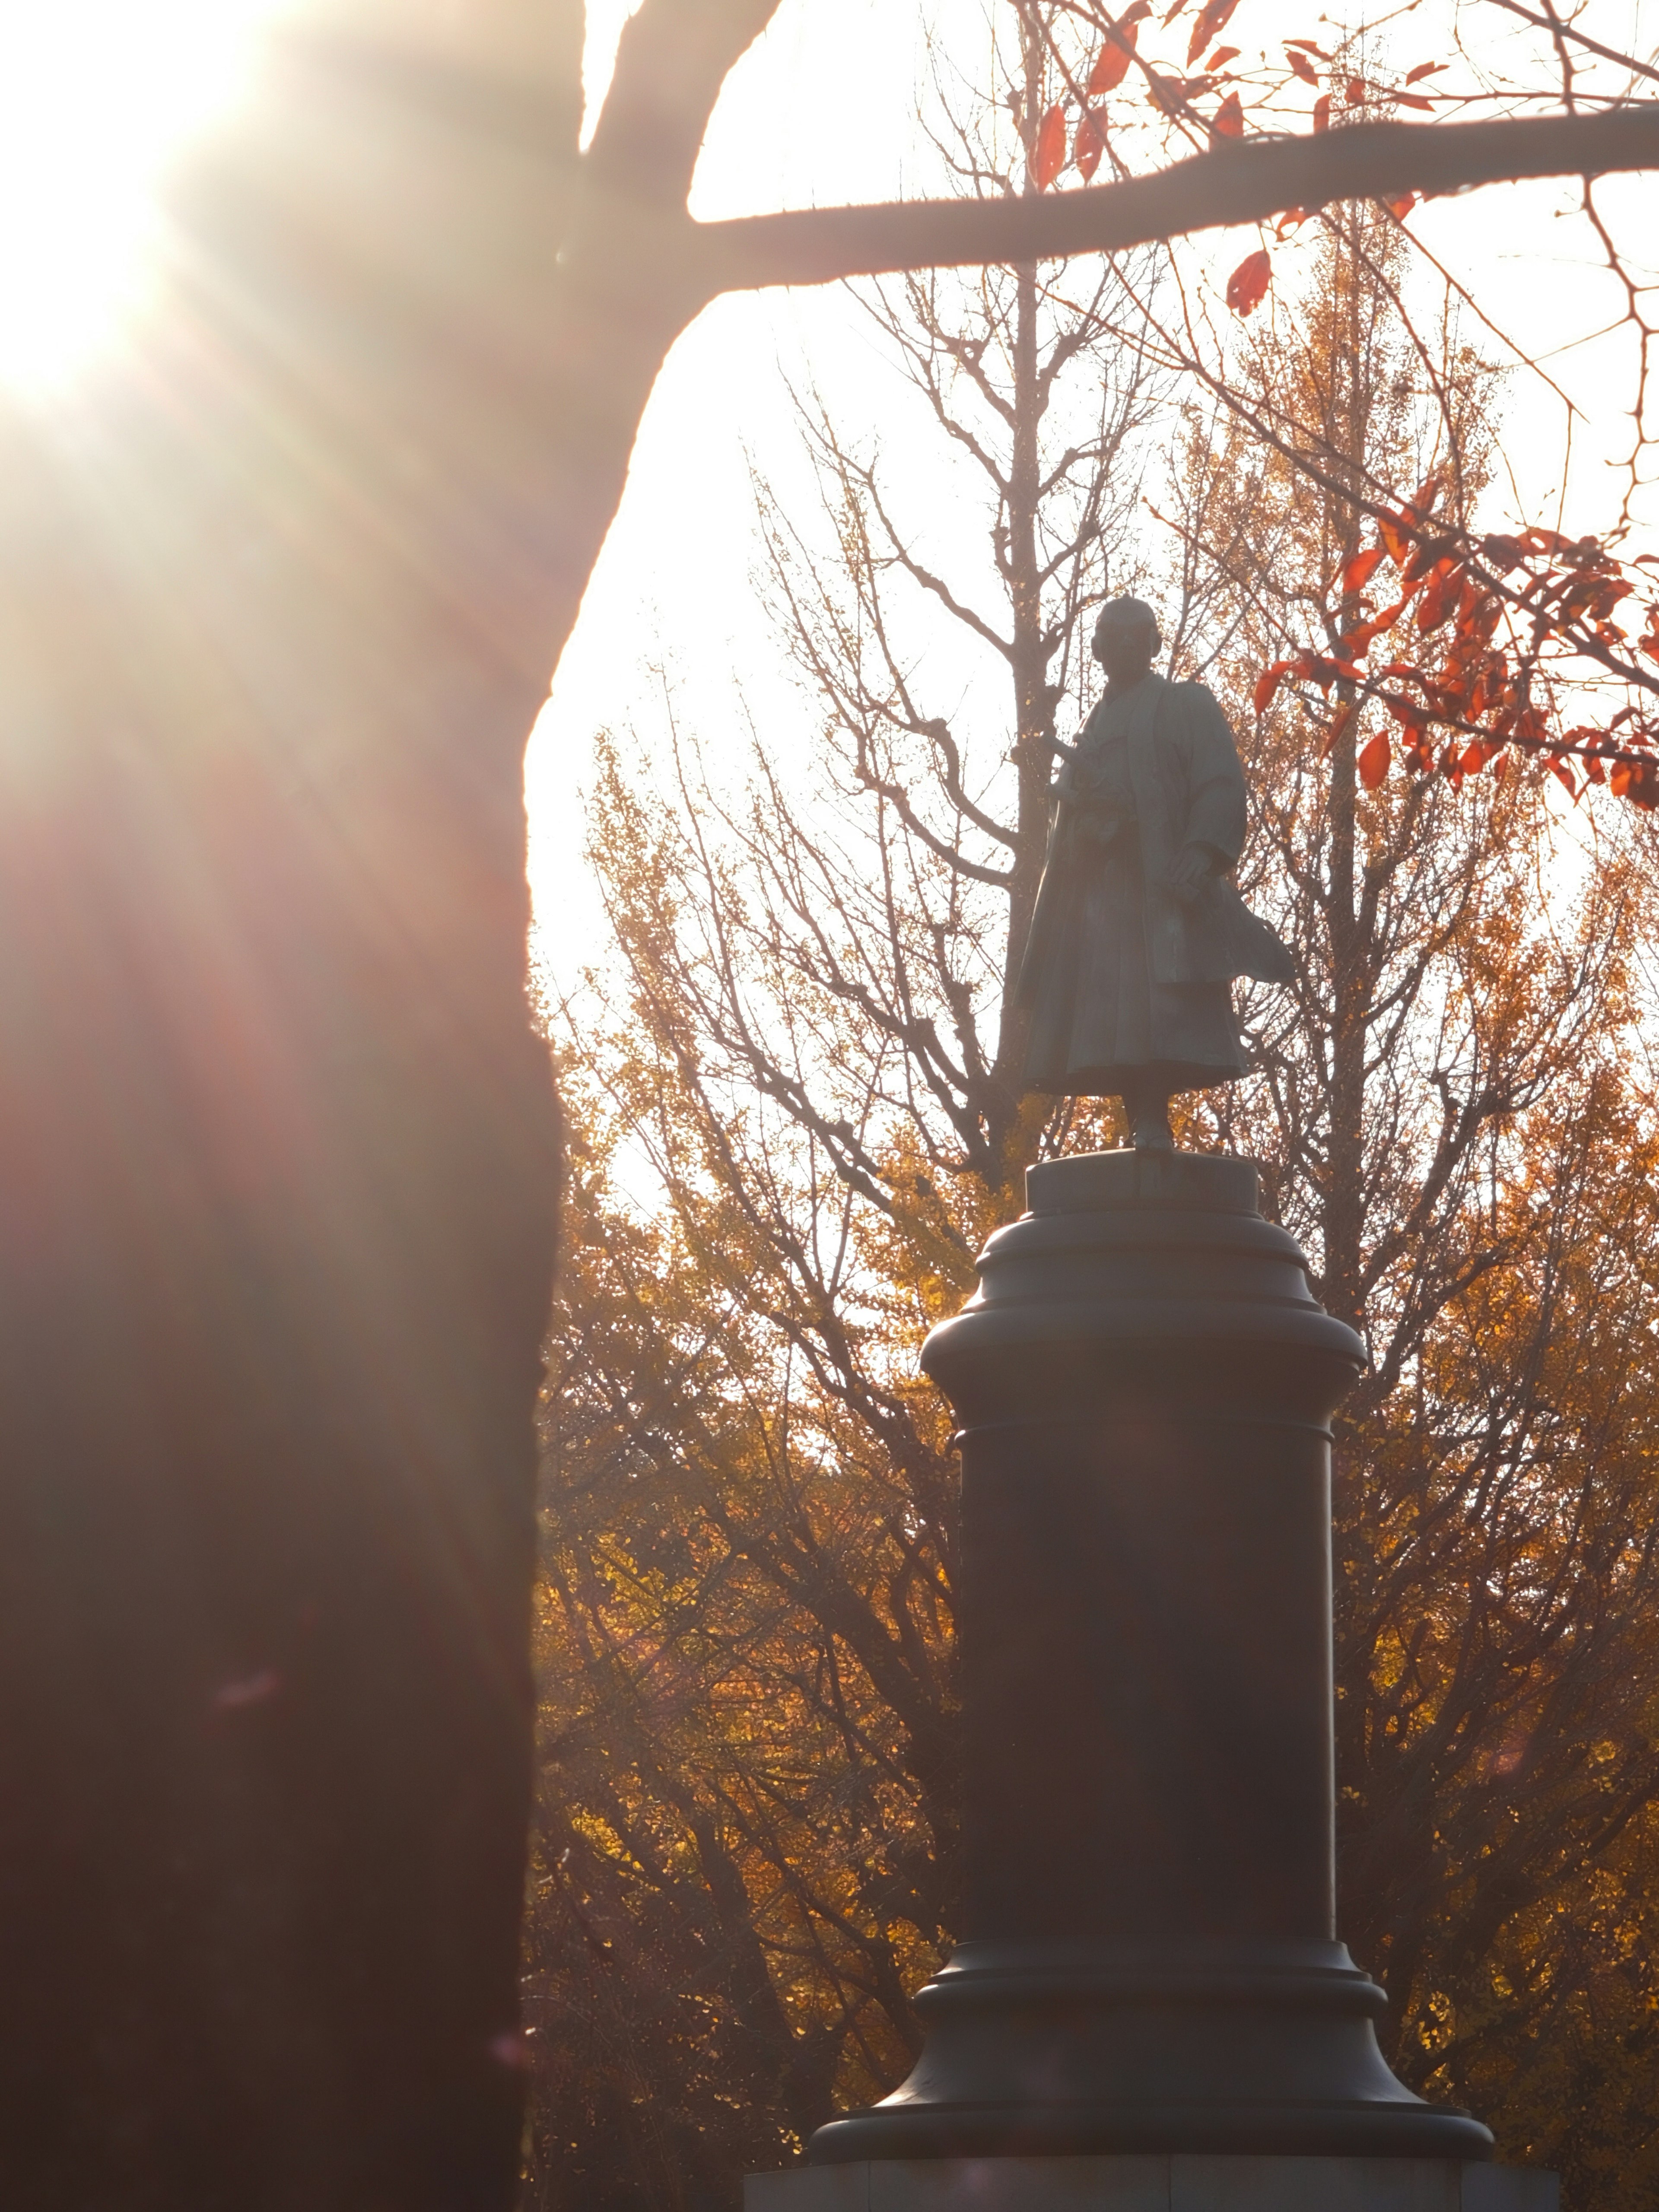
[747,2158,1557,2212]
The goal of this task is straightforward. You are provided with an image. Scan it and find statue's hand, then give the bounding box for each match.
[1167,843,1219,904]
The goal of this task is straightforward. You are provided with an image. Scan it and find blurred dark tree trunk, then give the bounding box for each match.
[0,6,590,2204]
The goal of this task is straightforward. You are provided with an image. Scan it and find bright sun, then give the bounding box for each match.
[0,0,289,392]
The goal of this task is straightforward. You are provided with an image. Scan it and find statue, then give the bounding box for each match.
[1017,596,1294,1149]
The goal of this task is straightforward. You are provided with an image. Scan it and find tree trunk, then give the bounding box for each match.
[0,13,579,2203]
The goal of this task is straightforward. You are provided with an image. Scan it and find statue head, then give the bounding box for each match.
[1092,596,1161,688]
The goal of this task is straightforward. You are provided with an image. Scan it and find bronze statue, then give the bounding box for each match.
[1017,596,1293,1149]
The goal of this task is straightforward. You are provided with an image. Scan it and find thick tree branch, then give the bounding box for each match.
[692,109,1659,295]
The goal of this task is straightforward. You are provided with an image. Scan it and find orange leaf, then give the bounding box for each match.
[1313,93,1331,130]
[1207,44,1241,67]
[1211,90,1244,139]
[1342,546,1387,596]
[1386,193,1415,220]
[1226,247,1271,315]
[1405,60,1443,82]
[1090,24,1139,93]
[1358,731,1392,789]
[1285,46,1320,83]
[1075,108,1108,179]
[1275,207,1310,236]
[1186,0,1239,66]
[1285,36,1332,57]
[1550,755,1580,800]
[1345,75,1366,103]
[1393,90,1435,108]
[1034,103,1067,189]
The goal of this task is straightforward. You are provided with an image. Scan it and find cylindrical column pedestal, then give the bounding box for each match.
[810,1151,1490,2163]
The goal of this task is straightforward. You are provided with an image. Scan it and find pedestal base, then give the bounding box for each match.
[748,2157,1557,2212]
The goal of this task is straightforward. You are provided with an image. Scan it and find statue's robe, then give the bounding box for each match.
[1018,670,1292,1096]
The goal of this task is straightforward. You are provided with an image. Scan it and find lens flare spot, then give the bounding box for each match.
[0,0,289,391]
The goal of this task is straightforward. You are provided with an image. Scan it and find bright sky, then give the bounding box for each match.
[0,0,281,388]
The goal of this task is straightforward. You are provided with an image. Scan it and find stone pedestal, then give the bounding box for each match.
[748,2158,1557,2212]
[809,1153,1493,2165]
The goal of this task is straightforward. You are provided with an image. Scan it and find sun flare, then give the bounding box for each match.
[0,0,289,391]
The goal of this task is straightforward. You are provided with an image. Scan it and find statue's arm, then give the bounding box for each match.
[1179,685,1249,870]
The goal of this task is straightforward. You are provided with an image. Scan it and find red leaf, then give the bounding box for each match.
[1358,732,1392,789]
[1386,193,1416,220]
[1345,76,1366,103]
[1206,44,1241,67]
[1313,93,1331,130]
[1611,758,1658,807]
[1275,207,1310,236]
[1342,546,1387,596]
[1075,107,1108,180]
[1393,90,1435,108]
[1415,559,1461,633]
[1481,532,1526,572]
[1405,60,1444,82]
[1090,24,1139,93]
[1549,755,1580,800]
[1034,103,1067,189]
[1253,658,1295,715]
[1319,703,1354,756]
[1376,510,1412,569]
[1339,598,1407,657]
[1226,248,1271,316]
[1186,0,1239,67]
[1286,46,1320,83]
[1211,90,1244,139]
[1284,37,1332,57]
